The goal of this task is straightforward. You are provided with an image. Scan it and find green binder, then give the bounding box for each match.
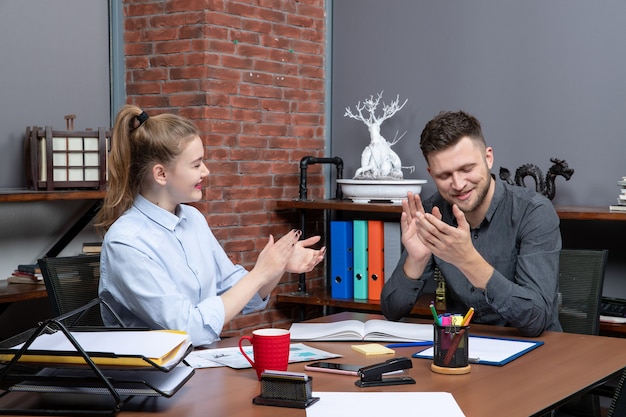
[353,220,368,299]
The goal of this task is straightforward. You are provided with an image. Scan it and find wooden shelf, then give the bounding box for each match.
[276,199,626,221]
[276,199,403,213]
[600,321,626,337]
[556,205,626,221]
[0,189,106,257]
[0,189,106,203]
[0,280,47,304]
[277,290,442,317]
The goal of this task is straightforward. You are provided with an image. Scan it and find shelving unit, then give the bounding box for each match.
[0,189,105,257]
[275,199,626,337]
[0,189,105,203]
[277,199,403,214]
[276,199,626,221]
[277,288,440,316]
[555,205,626,221]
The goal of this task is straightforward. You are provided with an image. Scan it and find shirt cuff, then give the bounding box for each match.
[197,297,226,339]
[484,270,513,308]
[243,292,269,314]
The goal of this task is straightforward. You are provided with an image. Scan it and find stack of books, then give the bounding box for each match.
[609,177,626,212]
[7,264,44,284]
[81,241,102,254]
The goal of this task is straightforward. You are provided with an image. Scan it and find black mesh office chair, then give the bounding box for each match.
[38,254,103,327]
[558,249,608,336]
[608,368,626,417]
[556,249,609,417]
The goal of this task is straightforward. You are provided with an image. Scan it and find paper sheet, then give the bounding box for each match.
[306,392,466,417]
[11,330,188,359]
[185,343,341,369]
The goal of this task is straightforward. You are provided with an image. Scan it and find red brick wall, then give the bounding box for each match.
[122,0,327,336]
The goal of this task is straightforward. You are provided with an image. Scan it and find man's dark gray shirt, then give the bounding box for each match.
[380,176,562,336]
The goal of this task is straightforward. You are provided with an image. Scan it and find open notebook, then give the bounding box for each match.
[289,319,432,342]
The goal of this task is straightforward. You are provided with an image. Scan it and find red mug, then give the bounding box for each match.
[238,328,290,380]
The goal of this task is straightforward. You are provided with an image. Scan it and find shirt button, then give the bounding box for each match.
[473,234,478,239]
[470,287,475,292]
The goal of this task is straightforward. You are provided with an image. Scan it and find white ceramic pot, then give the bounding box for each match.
[337,179,427,204]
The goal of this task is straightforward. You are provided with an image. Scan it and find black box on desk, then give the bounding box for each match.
[253,371,319,408]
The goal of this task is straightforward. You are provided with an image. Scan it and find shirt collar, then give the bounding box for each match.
[484,174,505,223]
[133,194,186,231]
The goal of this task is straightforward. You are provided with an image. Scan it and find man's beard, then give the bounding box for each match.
[456,174,491,214]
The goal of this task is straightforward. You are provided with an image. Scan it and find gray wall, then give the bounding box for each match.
[0,0,112,280]
[0,0,112,189]
[331,0,626,207]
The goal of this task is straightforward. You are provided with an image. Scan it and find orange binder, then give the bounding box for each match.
[367,220,384,300]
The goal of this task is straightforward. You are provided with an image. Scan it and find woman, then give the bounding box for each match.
[96,105,325,346]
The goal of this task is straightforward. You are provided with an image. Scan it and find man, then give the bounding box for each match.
[380,110,562,336]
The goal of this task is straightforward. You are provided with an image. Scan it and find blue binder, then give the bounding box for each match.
[330,220,354,299]
[353,220,368,299]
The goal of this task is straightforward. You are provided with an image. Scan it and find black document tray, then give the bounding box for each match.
[0,298,195,416]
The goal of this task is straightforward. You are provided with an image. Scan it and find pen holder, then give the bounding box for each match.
[431,323,471,375]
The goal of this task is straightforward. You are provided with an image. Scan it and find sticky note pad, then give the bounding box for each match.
[351,343,395,356]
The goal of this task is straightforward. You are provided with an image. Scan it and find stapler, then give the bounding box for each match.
[355,357,416,387]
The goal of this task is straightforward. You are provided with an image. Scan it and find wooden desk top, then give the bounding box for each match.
[278,290,626,337]
[0,280,47,304]
[3,312,626,416]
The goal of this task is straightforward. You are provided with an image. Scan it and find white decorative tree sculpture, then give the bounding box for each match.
[344,91,414,180]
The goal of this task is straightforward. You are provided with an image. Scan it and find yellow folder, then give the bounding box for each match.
[0,330,191,369]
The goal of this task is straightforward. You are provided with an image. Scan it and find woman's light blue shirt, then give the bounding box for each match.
[98,194,268,346]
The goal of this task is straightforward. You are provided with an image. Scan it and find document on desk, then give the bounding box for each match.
[600,315,626,324]
[1,330,191,369]
[412,335,543,366]
[185,343,341,369]
[307,392,465,417]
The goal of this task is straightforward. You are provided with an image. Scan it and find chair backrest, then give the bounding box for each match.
[38,254,103,326]
[558,249,608,335]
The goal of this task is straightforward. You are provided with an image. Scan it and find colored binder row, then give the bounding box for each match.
[329,220,402,300]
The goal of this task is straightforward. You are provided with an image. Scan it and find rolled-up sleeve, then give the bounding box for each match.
[381,252,432,321]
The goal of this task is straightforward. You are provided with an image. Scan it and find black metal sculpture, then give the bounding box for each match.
[499,158,574,200]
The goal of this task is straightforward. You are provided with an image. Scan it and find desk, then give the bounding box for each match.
[3,312,626,417]
[278,290,626,338]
